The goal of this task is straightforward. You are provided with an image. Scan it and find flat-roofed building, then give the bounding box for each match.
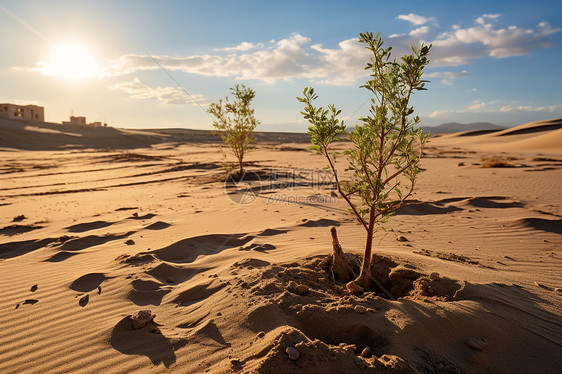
[0,103,45,122]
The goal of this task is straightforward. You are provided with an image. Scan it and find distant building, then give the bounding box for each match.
[62,115,107,127]
[62,116,87,126]
[0,103,45,122]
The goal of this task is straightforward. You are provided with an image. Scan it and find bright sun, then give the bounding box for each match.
[42,43,101,80]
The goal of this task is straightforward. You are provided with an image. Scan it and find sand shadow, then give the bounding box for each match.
[395,199,463,215]
[257,228,289,237]
[0,224,44,236]
[172,281,227,307]
[69,273,109,292]
[150,233,253,263]
[146,263,203,284]
[512,217,562,234]
[128,279,170,306]
[463,196,524,209]
[128,213,157,220]
[0,238,58,259]
[57,231,135,251]
[65,220,115,233]
[298,218,341,227]
[43,251,79,262]
[144,221,171,230]
[109,316,187,368]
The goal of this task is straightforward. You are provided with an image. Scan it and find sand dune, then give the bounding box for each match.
[0,119,561,373]
[431,118,562,153]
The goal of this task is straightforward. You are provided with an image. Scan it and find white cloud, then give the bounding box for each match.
[111,78,207,105]
[430,18,560,65]
[215,41,264,52]
[476,14,501,25]
[429,109,453,118]
[499,105,562,112]
[468,101,486,111]
[426,70,471,85]
[429,102,562,118]
[409,26,431,38]
[398,13,436,26]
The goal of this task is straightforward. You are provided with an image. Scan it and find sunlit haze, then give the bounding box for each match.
[42,43,101,80]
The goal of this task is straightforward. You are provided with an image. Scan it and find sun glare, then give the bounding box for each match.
[42,43,101,80]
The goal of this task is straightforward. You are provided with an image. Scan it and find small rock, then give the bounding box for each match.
[125,239,135,245]
[288,282,308,295]
[79,294,89,307]
[230,358,241,366]
[257,331,265,338]
[294,285,308,295]
[429,272,440,280]
[465,338,488,351]
[396,235,408,242]
[457,162,465,167]
[354,305,366,314]
[361,346,372,358]
[131,309,155,329]
[346,281,364,295]
[554,288,561,293]
[534,281,549,289]
[12,215,26,222]
[286,347,300,360]
[30,284,38,292]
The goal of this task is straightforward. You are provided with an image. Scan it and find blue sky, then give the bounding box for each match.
[1,0,561,131]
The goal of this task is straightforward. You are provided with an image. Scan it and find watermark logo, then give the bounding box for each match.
[223,167,338,205]
[223,170,262,204]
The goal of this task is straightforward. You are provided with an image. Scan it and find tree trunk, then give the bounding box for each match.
[329,227,356,283]
[346,207,376,294]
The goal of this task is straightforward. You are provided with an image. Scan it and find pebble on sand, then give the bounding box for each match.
[465,338,488,351]
[286,347,300,360]
[30,285,38,292]
[288,281,309,295]
[346,282,364,295]
[131,310,155,329]
[429,272,440,280]
[361,346,372,358]
[12,215,26,222]
[396,235,409,242]
[354,305,366,314]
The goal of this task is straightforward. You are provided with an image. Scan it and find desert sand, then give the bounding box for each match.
[0,118,561,373]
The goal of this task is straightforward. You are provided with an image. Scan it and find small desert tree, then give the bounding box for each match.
[297,31,431,294]
[208,84,260,174]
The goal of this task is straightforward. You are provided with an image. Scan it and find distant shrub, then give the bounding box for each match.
[207,85,259,174]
